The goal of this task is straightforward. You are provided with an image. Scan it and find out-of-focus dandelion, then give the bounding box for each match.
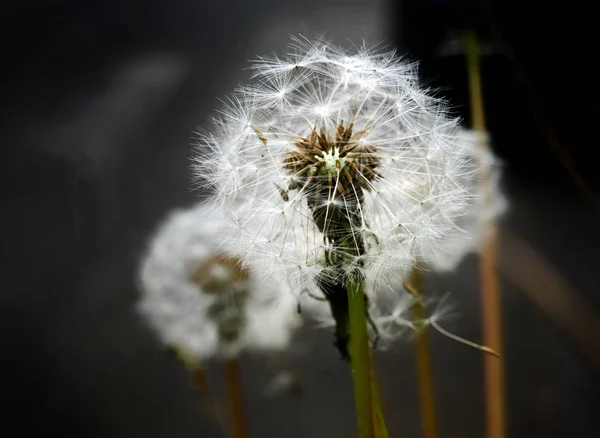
[424,129,507,272]
[138,202,302,438]
[137,202,302,362]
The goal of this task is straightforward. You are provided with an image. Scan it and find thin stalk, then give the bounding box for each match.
[168,347,227,430]
[369,352,389,438]
[225,357,250,438]
[347,275,375,438]
[410,269,438,438]
[169,346,209,393]
[463,31,506,438]
[191,366,208,392]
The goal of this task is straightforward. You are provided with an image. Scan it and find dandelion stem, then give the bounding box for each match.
[369,351,389,438]
[464,30,505,438]
[225,357,250,438]
[347,274,375,438]
[410,269,438,438]
[191,366,208,392]
[168,348,227,431]
[189,365,227,430]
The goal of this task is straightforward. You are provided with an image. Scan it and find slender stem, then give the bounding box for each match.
[191,366,208,392]
[410,269,438,438]
[464,30,505,438]
[168,347,227,431]
[480,223,504,438]
[369,351,389,438]
[169,345,209,393]
[464,32,486,132]
[347,275,375,438]
[190,366,225,428]
[225,357,250,438]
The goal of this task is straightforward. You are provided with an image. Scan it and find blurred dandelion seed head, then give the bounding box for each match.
[137,203,302,361]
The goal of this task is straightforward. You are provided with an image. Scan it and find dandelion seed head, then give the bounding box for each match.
[137,203,301,361]
[194,36,501,342]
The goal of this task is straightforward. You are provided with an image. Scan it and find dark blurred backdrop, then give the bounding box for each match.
[1,1,598,437]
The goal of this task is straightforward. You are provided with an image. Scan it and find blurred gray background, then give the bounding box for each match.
[1,1,598,437]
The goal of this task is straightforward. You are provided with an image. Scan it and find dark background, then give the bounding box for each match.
[1,1,598,437]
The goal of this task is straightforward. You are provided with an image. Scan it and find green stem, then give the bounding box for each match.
[347,275,375,438]
[369,354,389,438]
[372,389,389,438]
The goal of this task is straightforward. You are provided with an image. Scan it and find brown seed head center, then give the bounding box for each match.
[191,254,249,294]
[282,121,381,201]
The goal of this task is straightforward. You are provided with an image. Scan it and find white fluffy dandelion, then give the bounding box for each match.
[196,37,477,286]
[137,202,302,361]
[193,36,497,351]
